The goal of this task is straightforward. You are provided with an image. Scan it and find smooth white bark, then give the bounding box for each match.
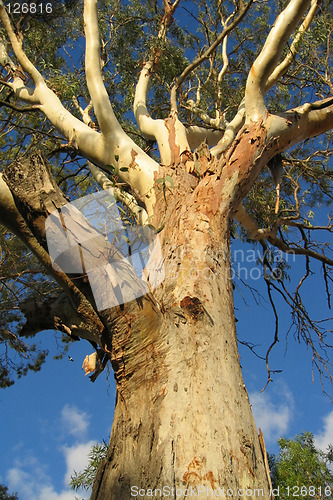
[87,161,149,225]
[266,98,333,146]
[265,0,319,91]
[84,0,122,138]
[185,126,224,150]
[210,100,245,156]
[245,0,311,121]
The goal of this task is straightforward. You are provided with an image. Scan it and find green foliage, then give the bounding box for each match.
[0,0,331,387]
[70,441,108,492]
[0,484,18,500]
[270,432,333,498]
[0,229,50,387]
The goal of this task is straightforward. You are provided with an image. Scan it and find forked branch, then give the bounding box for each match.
[84,0,122,138]
[245,0,311,121]
[170,0,254,113]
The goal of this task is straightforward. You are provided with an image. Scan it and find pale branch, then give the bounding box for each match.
[0,36,39,104]
[87,161,149,225]
[133,0,190,165]
[72,96,95,127]
[217,34,229,106]
[84,0,121,138]
[133,0,180,135]
[265,0,319,92]
[0,0,102,152]
[133,60,174,164]
[184,100,227,129]
[0,0,160,214]
[234,203,274,241]
[0,1,43,85]
[266,97,333,147]
[134,60,164,140]
[210,99,245,156]
[170,0,254,113]
[185,125,224,150]
[245,0,311,121]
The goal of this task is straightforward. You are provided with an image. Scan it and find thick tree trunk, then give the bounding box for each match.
[91,164,271,499]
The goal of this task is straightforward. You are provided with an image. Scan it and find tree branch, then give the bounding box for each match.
[0,0,160,215]
[133,0,190,165]
[87,161,149,225]
[234,203,333,266]
[265,0,319,91]
[267,97,333,147]
[0,172,105,345]
[210,99,245,156]
[133,0,180,138]
[0,1,44,85]
[245,0,311,121]
[0,98,41,113]
[84,0,121,138]
[170,0,254,113]
[0,36,39,103]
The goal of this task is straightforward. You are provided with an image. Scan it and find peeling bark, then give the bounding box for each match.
[91,155,270,499]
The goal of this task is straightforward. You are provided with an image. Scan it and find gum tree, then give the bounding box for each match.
[0,0,332,498]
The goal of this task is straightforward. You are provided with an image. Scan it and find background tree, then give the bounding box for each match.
[0,484,18,500]
[0,0,332,498]
[270,432,333,499]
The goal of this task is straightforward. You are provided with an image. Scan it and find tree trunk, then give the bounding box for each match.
[91,162,271,499]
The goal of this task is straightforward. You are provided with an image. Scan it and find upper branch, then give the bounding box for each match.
[267,97,333,147]
[265,0,319,91]
[170,0,254,113]
[84,0,122,138]
[0,1,43,85]
[133,0,181,156]
[134,60,161,140]
[245,0,311,121]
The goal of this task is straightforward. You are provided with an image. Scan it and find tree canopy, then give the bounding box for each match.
[0,0,331,390]
[0,0,333,497]
[270,432,333,498]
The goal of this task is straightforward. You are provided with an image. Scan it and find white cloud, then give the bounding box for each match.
[38,485,83,500]
[250,385,294,444]
[314,410,333,452]
[60,404,90,439]
[62,440,96,486]
[6,439,94,500]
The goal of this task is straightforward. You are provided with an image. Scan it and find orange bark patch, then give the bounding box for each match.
[203,471,217,490]
[129,149,139,169]
[182,456,204,484]
[194,175,223,218]
[183,457,217,489]
[165,116,181,165]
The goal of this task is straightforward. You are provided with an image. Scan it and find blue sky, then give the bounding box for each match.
[1,234,333,499]
[0,2,332,498]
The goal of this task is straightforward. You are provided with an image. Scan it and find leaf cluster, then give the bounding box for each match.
[270,432,333,497]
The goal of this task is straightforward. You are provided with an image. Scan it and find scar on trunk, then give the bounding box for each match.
[180,295,214,325]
